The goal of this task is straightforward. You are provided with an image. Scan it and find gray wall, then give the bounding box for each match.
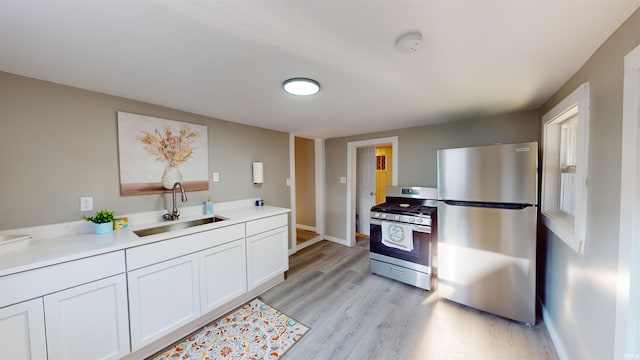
[324,110,539,240]
[537,8,640,360]
[0,72,290,230]
[295,136,315,227]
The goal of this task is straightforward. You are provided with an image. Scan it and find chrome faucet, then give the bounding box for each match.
[163,182,187,221]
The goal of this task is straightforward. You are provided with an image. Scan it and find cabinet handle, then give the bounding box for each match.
[390,267,404,274]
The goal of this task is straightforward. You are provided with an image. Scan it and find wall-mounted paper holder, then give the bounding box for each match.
[252,162,264,184]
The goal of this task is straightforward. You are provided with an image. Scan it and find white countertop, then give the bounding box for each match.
[0,202,289,277]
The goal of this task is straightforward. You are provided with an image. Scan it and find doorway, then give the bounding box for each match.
[346,137,398,247]
[355,145,394,238]
[289,135,324,254]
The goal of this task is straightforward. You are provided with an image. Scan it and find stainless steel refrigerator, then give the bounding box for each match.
[437,142,538,324]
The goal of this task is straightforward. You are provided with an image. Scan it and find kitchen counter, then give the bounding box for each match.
[0,202,289,277]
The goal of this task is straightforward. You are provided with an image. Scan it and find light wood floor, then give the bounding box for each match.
[261,239,559,360]
[296,228,318,245]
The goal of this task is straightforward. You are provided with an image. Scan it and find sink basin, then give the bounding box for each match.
[0,234,32,254]
[134,217,227,237]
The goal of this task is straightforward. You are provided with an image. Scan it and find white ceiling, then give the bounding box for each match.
[1,1,639,139]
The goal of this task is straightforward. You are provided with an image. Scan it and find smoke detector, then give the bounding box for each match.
[395,31,423,54]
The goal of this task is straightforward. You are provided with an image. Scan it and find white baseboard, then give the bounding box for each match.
[325,235,349,246]
[295,236,323,251]
[540,301,569,360]
[296,224,316,232]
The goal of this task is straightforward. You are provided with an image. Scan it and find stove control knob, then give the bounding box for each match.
[415,218,422,224]
[381,214,386,219]
[394,215,400,221]
[408,218,414,223]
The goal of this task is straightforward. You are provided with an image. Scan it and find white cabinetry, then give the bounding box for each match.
[0,251,128,360]
[44,274,130,360]
[127,254,200,350]
[246,214,289,290]
[0,207,290,360]
[126,223,245,351]
[0,298,46,360]
[199,238,246,314]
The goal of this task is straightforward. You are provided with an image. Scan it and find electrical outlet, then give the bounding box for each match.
[213,172,220,182]
[80,197,93,211]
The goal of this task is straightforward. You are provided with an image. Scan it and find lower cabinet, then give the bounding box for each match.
[0,211,289,359]
[199,239,247,314]
[127,253,200,351]
[0,298,47,360]
[246,225,289,290]
[44,274,130,360]
[0,251,128,360]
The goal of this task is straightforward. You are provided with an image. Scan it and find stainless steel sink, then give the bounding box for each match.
[133,217,227,237]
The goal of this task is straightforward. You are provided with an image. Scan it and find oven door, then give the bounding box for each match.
[369,218,431,267]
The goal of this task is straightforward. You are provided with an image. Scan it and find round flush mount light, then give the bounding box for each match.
[283,77,320,96]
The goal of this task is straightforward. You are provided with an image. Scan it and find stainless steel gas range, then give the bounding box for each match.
[369,186,437,290]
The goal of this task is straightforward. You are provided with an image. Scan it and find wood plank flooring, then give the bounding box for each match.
[261,239,559,360]
[296,228,318,244]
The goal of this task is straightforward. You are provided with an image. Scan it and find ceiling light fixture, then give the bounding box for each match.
[396,31,423,54]
[283,78,320,96]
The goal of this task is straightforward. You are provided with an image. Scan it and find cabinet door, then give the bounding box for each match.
[199,239,247,314]
[246,226,289,290]
[0,298,46,360]
[127,254,200,351]
[44,274,130,360]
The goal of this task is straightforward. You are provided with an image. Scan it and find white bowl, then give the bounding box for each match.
[0,234,32,254]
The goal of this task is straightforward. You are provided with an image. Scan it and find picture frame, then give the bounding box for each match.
[117,111,209,196]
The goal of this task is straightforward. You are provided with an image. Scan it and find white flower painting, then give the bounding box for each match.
[117,111,209,196]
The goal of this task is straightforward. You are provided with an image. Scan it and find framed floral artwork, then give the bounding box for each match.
[117,111,209,196]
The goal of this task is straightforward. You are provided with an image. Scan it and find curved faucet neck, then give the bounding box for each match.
[168,181,187,220]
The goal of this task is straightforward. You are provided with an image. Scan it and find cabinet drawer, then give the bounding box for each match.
[0,251,125,308]
[126,223,244,271]
[246,214,288,237]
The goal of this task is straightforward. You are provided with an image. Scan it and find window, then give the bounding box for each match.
[559,114,577,217]
[541,83,590,255]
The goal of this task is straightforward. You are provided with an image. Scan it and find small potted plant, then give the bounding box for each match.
[82,209,116,234]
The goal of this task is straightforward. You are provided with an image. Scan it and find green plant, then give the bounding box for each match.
[82,209,115,224]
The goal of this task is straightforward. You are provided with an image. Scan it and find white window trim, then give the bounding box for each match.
[541,82,590,255]
[614,42,640,360]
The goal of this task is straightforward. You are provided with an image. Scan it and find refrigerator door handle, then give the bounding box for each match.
[442,200,534,210]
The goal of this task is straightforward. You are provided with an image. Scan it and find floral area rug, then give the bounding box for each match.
[151,298,309,359]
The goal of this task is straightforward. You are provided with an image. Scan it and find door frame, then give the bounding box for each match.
[346,136,398,246]
[357,147,376,236]
[289,134,325,255]
[615,43,640,359]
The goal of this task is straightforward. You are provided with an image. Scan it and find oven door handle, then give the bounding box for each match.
[370,218,431,233]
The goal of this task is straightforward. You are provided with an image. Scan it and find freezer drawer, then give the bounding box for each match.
[437,202,537,324]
